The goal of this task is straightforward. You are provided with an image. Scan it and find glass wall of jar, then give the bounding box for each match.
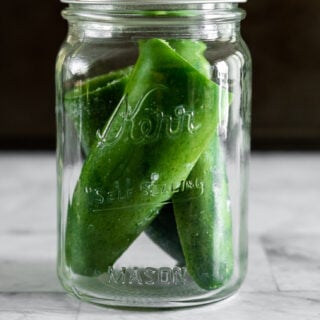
[56,0,251,308]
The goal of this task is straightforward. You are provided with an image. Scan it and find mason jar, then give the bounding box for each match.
[56,0,251,308]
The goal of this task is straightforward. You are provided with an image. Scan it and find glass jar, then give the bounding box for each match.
[56,0,251,308]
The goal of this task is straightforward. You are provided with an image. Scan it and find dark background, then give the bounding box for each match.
[1,0,319,150]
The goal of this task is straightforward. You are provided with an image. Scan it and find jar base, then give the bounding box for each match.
[59,272,242,309]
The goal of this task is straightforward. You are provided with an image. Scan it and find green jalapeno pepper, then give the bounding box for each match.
[65,39,221,276]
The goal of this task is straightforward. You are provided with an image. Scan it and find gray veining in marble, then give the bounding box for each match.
[262,234,320,292]
[0,152,320,319]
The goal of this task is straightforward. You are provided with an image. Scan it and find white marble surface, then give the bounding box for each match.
[0,153,320,319]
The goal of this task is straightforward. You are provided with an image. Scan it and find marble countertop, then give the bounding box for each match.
[0,153,319,319]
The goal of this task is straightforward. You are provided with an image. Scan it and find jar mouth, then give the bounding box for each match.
[61,0,246,3]
[63,2,246,23]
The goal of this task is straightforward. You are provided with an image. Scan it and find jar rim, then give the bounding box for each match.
[61,0,246,4]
